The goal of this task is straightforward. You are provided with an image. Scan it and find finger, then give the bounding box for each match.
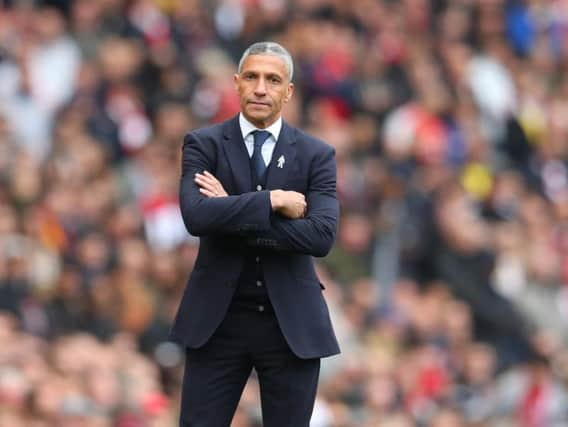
[195,173,216,185]
[194,174,212,188]
[199,188,217,198]
[194,176,210,190]
[196,174,228,198]
[196,174,224,192]
[194,175,216,187]
[195,179,218,194]
[195,172,216,181]
[203,171,220,183]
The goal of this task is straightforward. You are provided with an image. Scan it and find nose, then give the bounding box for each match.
[254,77,267,96]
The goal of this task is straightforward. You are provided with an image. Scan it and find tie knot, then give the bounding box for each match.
[252,130,271,148]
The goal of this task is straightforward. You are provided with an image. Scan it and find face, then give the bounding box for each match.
[234,54,294,129]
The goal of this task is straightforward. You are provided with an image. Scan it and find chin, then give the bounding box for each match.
[245,112,268,123]
[246,108,264,116]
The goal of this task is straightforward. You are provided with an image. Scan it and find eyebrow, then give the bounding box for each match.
[242,70,284,80]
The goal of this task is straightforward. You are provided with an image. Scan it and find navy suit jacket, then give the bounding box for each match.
[169,115,340,359]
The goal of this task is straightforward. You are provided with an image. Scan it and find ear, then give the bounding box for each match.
[284,82,294,103]
[233,73,240,91]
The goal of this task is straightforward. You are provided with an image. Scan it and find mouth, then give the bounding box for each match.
[247,101,270,107]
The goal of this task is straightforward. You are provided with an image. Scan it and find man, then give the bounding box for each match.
[169,41,340,427]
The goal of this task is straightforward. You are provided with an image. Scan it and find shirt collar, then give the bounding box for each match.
[239,113,282,142]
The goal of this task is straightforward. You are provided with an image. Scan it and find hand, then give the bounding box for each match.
[270,190,307,219]
[194,171,228,198]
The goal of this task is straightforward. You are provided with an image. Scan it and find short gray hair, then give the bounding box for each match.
[237,42,294,82]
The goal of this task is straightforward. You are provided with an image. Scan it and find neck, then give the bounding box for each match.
[243,115,280,129]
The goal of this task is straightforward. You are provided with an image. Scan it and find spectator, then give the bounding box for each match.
[1,0,568,425]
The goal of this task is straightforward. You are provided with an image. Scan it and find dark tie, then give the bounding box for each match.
[252,130,271,180]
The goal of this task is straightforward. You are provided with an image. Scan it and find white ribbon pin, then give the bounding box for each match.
[277,155,285,169]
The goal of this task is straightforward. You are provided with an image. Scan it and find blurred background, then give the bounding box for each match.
[1,0,568,426]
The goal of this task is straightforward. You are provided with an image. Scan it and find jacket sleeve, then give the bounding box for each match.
[179,132,272,236]
[246,146,339,257]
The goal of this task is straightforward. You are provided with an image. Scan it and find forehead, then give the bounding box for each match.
[239,54,288,78]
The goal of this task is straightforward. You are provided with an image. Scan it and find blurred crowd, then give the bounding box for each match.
[1,0,568,426]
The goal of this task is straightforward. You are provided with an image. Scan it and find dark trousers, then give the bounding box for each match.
[179,304,320,427]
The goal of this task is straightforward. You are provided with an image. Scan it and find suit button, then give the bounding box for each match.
[257,305,265,312]
[255,256,260,263]
[256,280,263,287]
[256,185,262,191]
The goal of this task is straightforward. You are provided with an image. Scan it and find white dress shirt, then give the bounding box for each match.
[238,113,282,166]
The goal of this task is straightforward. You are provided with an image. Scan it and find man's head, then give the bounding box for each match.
[234,42,294,129]
[237,42,294,82]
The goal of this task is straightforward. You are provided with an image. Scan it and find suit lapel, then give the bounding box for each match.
[266,121,297,190]
[222,116,252,194]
